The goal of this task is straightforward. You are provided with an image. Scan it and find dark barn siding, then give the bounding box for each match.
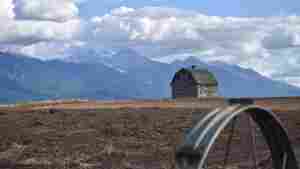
[171,68,218,99]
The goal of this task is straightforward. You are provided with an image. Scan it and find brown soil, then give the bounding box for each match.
[0,108,199,169]
[0,98,299,169]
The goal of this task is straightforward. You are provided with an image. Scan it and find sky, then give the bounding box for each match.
[1,0,300,87]
[78,0,300,17]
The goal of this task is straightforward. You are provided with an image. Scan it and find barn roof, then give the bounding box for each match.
[171,66,218,85]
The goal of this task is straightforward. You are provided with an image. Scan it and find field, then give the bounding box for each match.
[0,97,300,169]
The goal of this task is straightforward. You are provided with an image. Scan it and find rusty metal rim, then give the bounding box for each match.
[177,105,299,169]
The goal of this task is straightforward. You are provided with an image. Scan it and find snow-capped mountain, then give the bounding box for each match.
[64,48,149,73]
[1,50,300,103]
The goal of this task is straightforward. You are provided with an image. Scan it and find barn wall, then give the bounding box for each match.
[172,83,198,98]
[197,86,206,97]
[172,83,218,98]
[171,69,219,98]
[196,85,218,97]
[207,86,218,96]
[172,70,198,99]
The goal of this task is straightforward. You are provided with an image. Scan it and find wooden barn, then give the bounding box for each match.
[171,66,218,99]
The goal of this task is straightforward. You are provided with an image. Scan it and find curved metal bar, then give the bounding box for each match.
[176,105,299,169]
[198,105,298,169]
[248,107,298,169]
[186,107,223,142]
[193,105,241,149]
[222,117,237,168]
[197,105,256,168]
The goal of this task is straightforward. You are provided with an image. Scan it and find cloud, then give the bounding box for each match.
[0,0,15,19]
[14,0,79,22]
[88,6,300,86]
[0,20,81,45]
[16,41,85,60]
[0,0,82,49]
[1,3,300,87]
[90,7,300,53]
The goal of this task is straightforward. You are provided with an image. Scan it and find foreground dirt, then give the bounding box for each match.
[0,108,203,169]
[0,105,299,169]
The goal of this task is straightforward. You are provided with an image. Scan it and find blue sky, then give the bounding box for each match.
[78,0,300,17]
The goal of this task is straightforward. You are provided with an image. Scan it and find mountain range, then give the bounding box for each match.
[1,49,300,103]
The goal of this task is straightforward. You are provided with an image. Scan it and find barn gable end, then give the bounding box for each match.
[171,66,218,99]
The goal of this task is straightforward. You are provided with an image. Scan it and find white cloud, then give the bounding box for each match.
[0,0,82,53]
[89,7,300,54]
[88,6,300,86]
[1,4,300,87]
[111,6,135,15]
[0,19,81,45]
[16,41,85,60]
[0,0,15,19]
[14,0,79,22]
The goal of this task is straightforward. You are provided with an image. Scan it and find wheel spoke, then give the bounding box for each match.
[175,105,297,169]
[257,155,272,169]
[222,117,237,169]
[282,153,287,169]
[249,115,257,169]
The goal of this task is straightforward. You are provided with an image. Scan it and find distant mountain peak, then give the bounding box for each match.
[1,51,300,103]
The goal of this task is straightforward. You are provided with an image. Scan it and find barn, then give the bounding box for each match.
[170,66,218,99]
